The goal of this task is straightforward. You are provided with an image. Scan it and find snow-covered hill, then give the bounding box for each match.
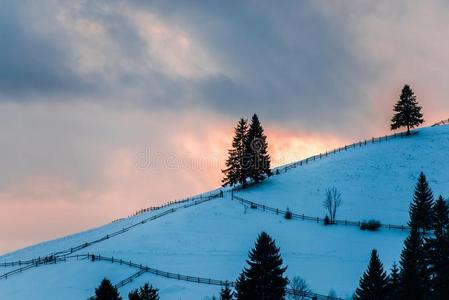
[2,125,449,299]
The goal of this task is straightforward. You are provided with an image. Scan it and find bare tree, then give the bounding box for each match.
[288,276,311,300]
[323,187,342,223]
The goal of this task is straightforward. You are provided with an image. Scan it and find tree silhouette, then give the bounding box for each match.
[244,114,271,184]
[222,118,248,187]
[408,172,434,232]
[354,249,389,300]
[219,284,233,300]
[399,227,429,300]
[93,278,121,300]
[428,196,449,299]
[235,232,288,299]
[391,85,423,135]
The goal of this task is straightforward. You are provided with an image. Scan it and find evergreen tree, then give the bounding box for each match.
[220,284,233,300]
[235,232,288,300]
[235,273,249,300]
[408,172,434,232]
[128,290,140,300]
[244,114,271,184]
[128,283,159,300]
[354,249,389,300]
[387,263,400,300]
[222,119,248,187]
[428,196,449,299]
[391,84,424,135]
[399,227,429,300]
[93,278,121,300]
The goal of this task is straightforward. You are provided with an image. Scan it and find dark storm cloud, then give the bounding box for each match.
[0,1,91,97]
[0,0,369,132]
[130,0,370,131]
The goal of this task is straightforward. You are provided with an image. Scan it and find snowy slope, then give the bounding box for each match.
[1,125,449,299]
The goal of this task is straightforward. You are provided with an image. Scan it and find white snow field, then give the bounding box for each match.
[1,125,449,299]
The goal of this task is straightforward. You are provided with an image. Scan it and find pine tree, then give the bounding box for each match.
[244,114,271,184]
[222,119,248,187]
[408,172,434,232]
[354,249,389,300]
[235,232,288,300]
[128,290,140,300]
[387,263,400,300]
[128,283,159,300]
[428,196,449,299]
[391,84,424,135]
[399,227,429,300]
[94,278,121,300]
[235,273,249,300]
[220,284,233,300]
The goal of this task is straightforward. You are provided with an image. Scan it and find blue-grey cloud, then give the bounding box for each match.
[0,1,92,97]
[1,0,449,134]
[0,0,372,134]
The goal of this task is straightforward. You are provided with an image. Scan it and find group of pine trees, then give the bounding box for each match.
[354,172,449,300]
[222,114,271,187]
[93,279,159,300]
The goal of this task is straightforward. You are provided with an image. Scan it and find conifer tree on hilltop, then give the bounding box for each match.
[222,114,271,187]
[408,172,434,232]
[235,232,288,300]
[427,196,449,299]
[391,84,424,135]
[354,249,389,300]
[93,278,121,300]
[222,118,248,187]
[244,114,271,183]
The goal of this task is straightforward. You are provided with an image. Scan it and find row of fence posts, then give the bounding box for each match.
[234,196,409,231]
[1,192,224,268]
[84,253,342,300]
[275,131,407,175]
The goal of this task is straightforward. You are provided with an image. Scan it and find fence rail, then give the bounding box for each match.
[1,253,342,300]
[84,254,343,300]
[431,118,449,127]
[0,192,223,268]
[233,196,410,231]
[273,131,409,175]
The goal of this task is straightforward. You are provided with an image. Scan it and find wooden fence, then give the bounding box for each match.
[233,195,410,231]
[0,253,342,300]
[0,192,223,268]
[273,131,409,175]
[432,118,449,127]
[84,254,343,300]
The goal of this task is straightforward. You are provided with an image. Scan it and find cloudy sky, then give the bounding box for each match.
[1,0,449,253]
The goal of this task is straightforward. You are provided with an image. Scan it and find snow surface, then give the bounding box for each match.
[1,125,449,299]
